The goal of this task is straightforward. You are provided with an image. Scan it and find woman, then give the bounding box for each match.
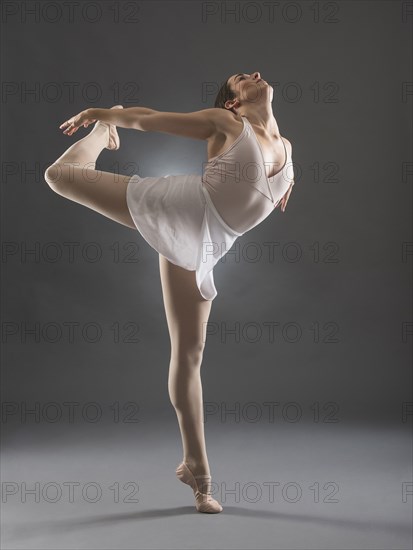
[44,71,295,514]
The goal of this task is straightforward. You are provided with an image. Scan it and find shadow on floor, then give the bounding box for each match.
[6,505,412,543]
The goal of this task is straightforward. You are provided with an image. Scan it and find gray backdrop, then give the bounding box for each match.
[2,0,411,421]
[1,2,412,548]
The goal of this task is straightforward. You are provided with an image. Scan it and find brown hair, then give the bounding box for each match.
[214,77,237,113]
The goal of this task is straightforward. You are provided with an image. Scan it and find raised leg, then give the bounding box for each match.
[44,119,135,229]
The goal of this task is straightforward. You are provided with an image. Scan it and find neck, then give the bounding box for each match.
[239,104,280,136]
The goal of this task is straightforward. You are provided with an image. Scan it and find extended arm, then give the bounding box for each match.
[60,106,220,140]
[90,107,218,140]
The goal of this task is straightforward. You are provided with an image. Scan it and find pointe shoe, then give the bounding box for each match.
[95,105,123,150]
[176,461,223,513]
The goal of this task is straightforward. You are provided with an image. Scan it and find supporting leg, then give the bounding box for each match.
[159,255,217,468]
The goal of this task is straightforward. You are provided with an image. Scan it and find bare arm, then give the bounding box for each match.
[275,137,295,212]
[59,106,156,135]
[283,137,295,183]
[60,106,224,140]
[87,107,157,129]
[135,109,219,140]
[91,107,220,139]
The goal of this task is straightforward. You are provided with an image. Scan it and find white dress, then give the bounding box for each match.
[126,172,243,301]
[126,115,294,301]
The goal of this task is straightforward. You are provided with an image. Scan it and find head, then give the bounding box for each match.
[214,71,273,114]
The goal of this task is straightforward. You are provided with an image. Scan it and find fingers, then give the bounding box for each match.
[281,194,289,212]
[62,124,78,135]
[59,118,75,134]
[59,119,81,135]
[59,113,82,135]
[277,185,293,212]
[63,125,76,135]
[59,113,96,135]
[281,186,293,212]
[275,194,286,211]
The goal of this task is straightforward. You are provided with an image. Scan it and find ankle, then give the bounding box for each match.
[91,122,110,136]
[183,457,210,477]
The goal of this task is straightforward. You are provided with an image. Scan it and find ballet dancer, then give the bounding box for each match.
[44,71,295,514]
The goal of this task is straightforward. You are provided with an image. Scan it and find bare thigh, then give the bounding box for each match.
[158,254,212,355]
[46,165,136,229]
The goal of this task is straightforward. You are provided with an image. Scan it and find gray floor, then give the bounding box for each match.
[1,414,412,550]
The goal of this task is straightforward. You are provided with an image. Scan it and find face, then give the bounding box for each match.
[227,71,272,108]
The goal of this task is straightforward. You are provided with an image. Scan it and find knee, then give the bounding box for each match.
[44,163,65,192]
[171,342,205,368]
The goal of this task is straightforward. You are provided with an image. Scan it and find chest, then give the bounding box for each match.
[250,129,288,180]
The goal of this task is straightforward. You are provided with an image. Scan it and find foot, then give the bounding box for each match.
[95,105,123,150]
[176,461,223,513]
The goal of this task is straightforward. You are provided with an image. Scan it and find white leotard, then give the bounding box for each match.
[202,115,294,234]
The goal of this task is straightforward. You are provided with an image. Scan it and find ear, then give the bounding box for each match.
[224,98,238,110]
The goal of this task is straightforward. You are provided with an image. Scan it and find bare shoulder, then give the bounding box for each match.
[282,136,293,156]
[201,107,240,133]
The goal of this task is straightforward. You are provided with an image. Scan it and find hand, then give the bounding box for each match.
[59,109,96,136]
[275,181,294,212]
